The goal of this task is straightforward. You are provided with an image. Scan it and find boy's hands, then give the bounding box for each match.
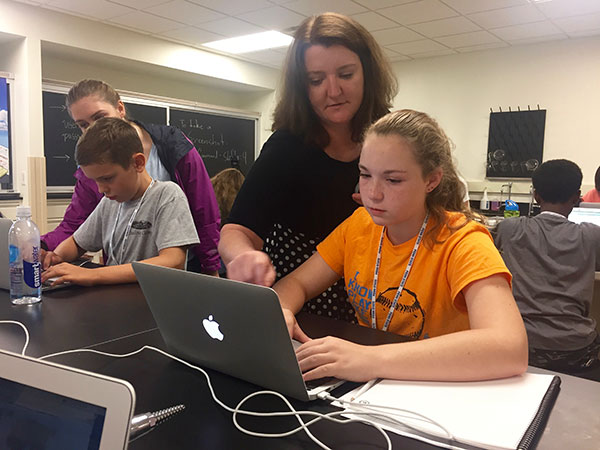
[40,249,64,270]
[41,263,96,287]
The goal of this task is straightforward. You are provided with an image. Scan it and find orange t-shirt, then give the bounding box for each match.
[582,189,600,203]
[317,208,511,340]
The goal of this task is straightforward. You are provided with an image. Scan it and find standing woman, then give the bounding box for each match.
[41,80,221,275]
[219,13,397,321]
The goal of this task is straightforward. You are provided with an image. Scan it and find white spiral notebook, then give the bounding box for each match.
[339,372,560,450]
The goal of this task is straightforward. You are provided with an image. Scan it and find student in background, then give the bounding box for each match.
[211,167,245,277]
[220,13,397,322]
[41,79,220,275]
[582,166,600,203]
[210,168,245,225]
[275,110,527,382]
[42,118,199,286]
[495,159,600,381]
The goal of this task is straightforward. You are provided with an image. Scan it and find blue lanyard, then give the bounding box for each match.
[370,213,429,331]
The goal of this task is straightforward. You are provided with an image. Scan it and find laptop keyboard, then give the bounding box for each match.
[305,377,336,390]
[291,340,343,392]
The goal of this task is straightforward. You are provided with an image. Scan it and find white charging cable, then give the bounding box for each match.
[1,321,453,450]
[318,392,456,443]
[41,345,395,450]
[0,320,30,355]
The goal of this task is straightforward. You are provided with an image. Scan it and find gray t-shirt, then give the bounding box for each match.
[74,180,199,266]
[495,212,600,351]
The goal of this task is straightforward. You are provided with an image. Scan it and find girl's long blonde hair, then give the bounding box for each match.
[365,109,473,247]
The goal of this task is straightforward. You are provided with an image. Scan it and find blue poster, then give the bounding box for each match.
[0,77,8,178]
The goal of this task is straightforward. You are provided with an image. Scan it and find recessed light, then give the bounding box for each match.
[203,31,293,54]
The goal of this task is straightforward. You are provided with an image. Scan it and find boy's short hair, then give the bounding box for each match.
[75,117,142,169]
[532,159,582,203]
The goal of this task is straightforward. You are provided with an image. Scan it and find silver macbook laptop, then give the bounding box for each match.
[0,218,99,292]
[132,262,343,402]
[568,207,600,227]
[0,348,135,449]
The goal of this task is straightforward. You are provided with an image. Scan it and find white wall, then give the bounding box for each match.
[0,0,279,91]
[392,36,600,199]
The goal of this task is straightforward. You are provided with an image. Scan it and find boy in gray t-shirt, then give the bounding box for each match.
[495,159,600,380]
[41,117,199,286]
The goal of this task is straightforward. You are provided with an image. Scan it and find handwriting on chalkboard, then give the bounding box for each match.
[155,108,255,177]
[61,120,79,129]
[176,119,213,130]
[189,134,226,147]
[201,149,248,165]
[61,132,80,143]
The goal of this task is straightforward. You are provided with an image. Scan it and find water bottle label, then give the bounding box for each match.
[9,245,19,263]
[23,260,41,289]
[23,245,41,289]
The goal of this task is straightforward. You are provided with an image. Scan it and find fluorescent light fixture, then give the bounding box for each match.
[203,31,293,54]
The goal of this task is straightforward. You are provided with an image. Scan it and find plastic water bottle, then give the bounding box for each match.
[504,199,521,219]
[9,206,42,305]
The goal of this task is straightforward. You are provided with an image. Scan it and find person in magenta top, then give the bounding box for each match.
[582,166,600,203]
[41,79,221,275]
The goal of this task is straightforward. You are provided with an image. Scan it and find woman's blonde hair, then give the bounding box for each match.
[365,109,473,247]
[272,12,397,148]
[66,79,122,114]
[210,168,245,224]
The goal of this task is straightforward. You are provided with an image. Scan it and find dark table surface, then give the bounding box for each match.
[1,284,599,449]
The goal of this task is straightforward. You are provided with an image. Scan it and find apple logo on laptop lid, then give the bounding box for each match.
[202,315,224,341]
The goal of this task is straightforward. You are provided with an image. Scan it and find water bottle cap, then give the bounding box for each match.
[16,206,32,218]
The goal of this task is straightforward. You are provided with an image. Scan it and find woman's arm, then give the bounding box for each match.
[296,274,528,383]
[41,246,187,287]
[41,169,102,250]
[219,223,277,286]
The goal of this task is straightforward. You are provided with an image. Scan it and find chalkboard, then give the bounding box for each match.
[124,102,167,126]
[43,91,81,188]
[42,90,168,188]
[170,108,255,177]
[486,110,546,179]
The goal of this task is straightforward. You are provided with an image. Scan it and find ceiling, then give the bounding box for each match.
[13,0,600,68]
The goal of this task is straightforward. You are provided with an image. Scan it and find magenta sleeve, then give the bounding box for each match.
[174,148,221,272]
[41,168,103,251]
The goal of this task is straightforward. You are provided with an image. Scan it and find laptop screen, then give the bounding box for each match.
[0,376,106,449]
[568,207,600,226]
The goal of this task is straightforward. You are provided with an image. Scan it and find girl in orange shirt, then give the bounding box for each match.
[274,109,528,383]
